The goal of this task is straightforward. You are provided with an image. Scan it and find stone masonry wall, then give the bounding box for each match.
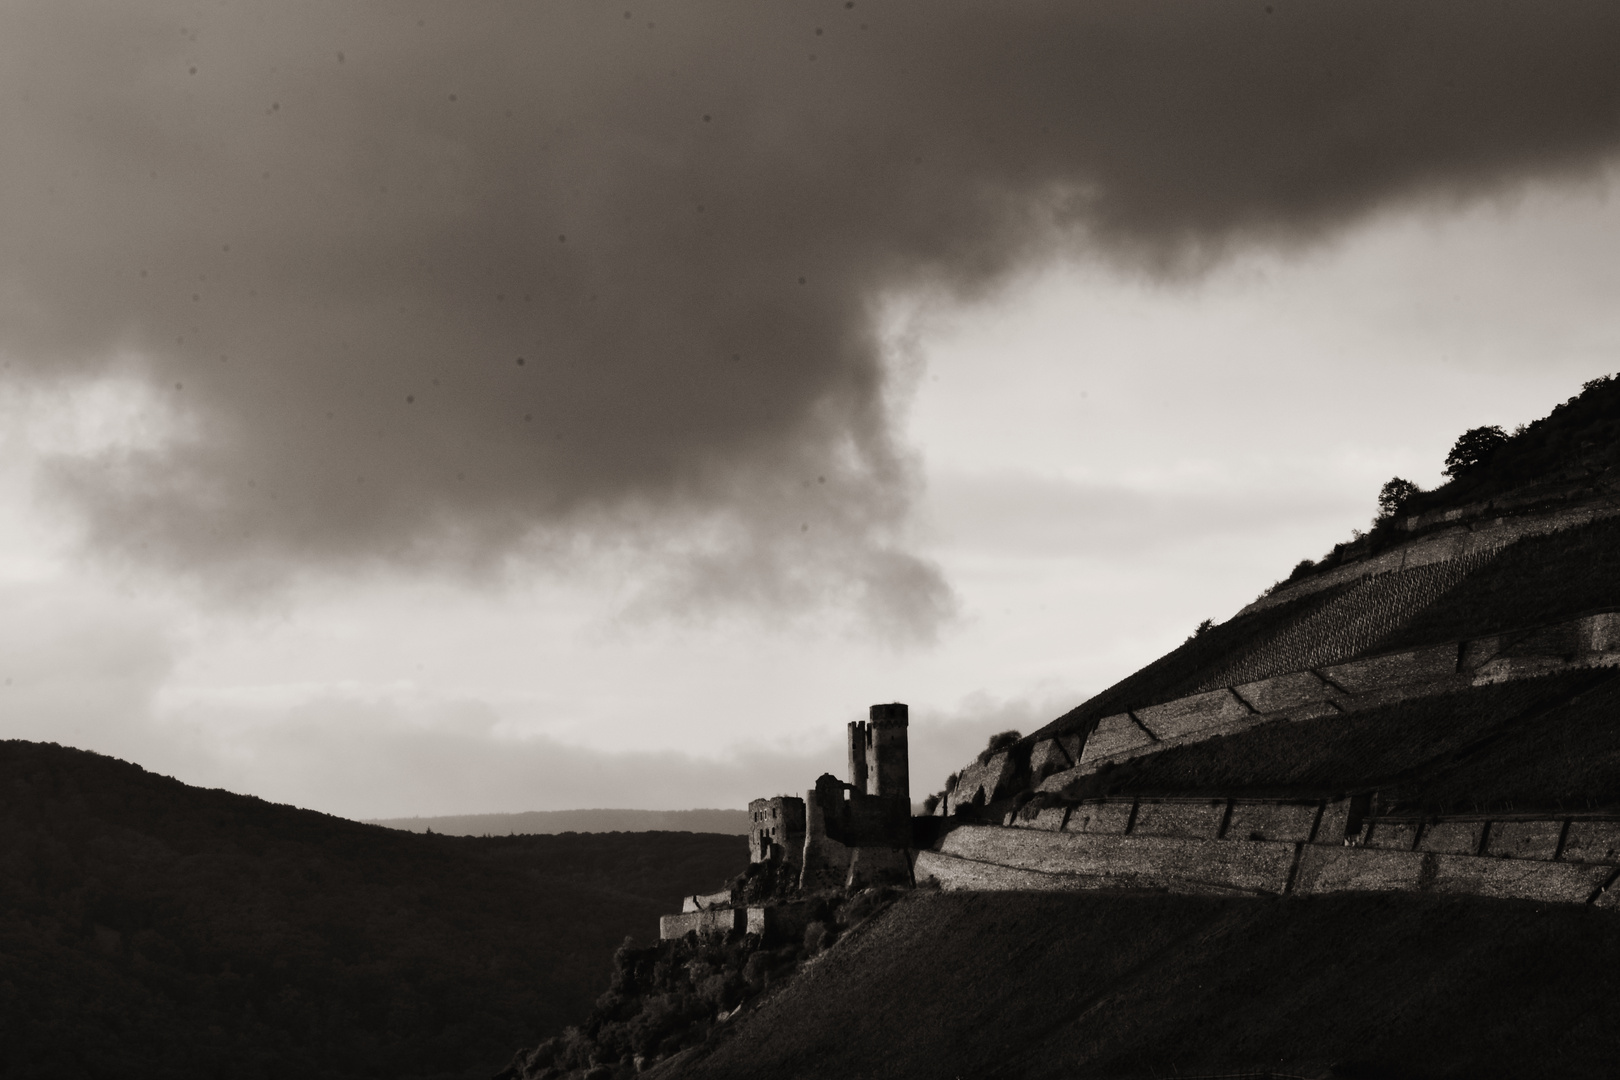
[944,749,1020,816]
[940,502,1620,815]
[915,809,1620,908]
[1053,642,1469,781]
[659,907,746,939]
[1024,611,1620,791]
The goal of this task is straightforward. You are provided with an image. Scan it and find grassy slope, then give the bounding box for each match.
[1377,515,1620,652]
[0,741,744,1080]
[1030,584,1355,744]
[1388,674,1620,812]
[670,890,1620,1080]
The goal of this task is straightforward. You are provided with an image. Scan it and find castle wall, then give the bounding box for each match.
[681,888,736,913]
[749,795,807,867]
[845,846,914,890]
[660,907,746,939]
[847,722,869,794]
[745,901,815,946]
[799,775,855,892]
[800,765,912,892]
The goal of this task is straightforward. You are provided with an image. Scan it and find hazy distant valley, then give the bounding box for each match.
[368,810,748,838]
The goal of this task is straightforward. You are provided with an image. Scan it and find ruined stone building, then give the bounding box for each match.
[747,795,806,869]
[661,702,915,940]
[799,702,914,890]
[742,702,914,891]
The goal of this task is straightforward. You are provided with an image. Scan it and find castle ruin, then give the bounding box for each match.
[661,702,916,941]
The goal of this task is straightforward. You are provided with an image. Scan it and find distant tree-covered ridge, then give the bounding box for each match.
[368,809,749,836]
[0,741,743,1080]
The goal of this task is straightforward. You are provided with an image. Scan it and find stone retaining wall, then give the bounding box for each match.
[915,820,1620,908]
[1022,614,1620,792]
[939,502,1620,819]
[1049,643,1471,784]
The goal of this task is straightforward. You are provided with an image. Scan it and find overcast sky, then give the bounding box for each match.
[3,1,1620,818]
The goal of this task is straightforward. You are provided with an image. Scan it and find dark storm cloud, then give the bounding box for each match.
[4,1,1620,626]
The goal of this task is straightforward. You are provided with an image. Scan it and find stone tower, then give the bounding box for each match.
[848,702,909,802]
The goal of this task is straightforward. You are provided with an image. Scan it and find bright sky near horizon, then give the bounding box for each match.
[3,2,1620,818]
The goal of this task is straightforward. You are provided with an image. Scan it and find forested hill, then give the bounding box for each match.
[0,741,743,1080]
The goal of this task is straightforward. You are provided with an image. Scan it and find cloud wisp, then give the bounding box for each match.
[4,0,1620,633]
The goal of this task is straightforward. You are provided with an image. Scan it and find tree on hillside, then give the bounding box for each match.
[1377,478,1421,520]
[1443,425,1509,479]
[977,730,1021,764]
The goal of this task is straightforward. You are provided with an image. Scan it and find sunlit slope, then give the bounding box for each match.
[664,890,1620,1080]
[1011,375,1620,779]
[1030,514,1620,753]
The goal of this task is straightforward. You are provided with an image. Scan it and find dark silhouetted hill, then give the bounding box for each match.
[0,741,744,1080]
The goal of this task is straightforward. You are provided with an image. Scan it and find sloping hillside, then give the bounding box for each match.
[503,382,1620,1080]
[0,741,743,1080]
[1063,669,1620,810]
[662,889,1620,1080]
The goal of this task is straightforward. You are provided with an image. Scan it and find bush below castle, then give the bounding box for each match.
[500,887,903,1080]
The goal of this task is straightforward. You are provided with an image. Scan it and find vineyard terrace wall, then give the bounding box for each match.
[916,801,1620,908]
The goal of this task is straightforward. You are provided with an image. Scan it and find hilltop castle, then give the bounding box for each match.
[661,703,916,941]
